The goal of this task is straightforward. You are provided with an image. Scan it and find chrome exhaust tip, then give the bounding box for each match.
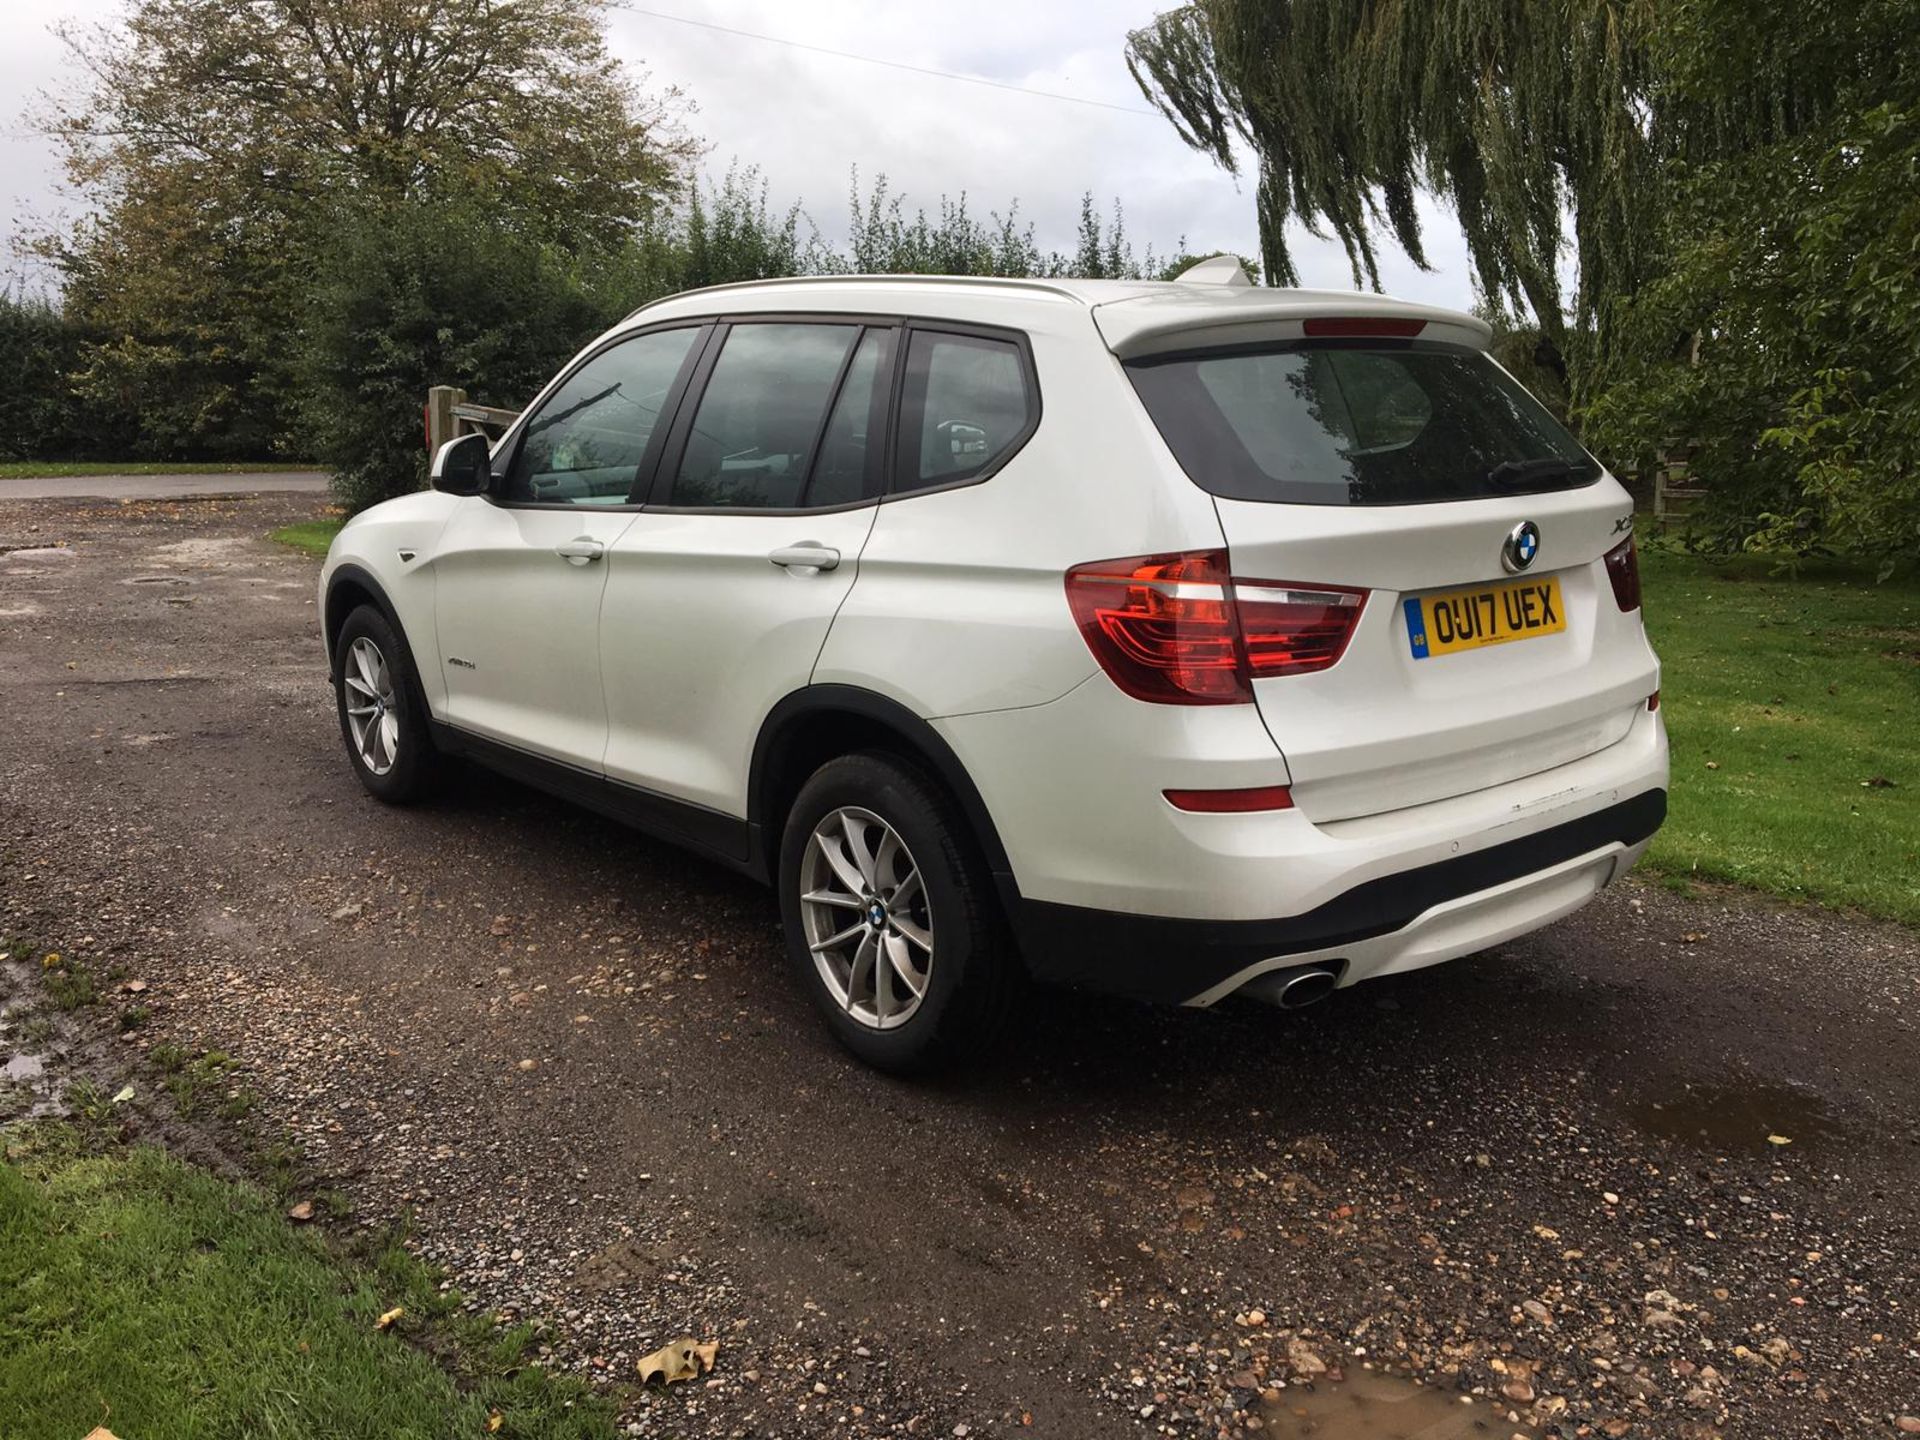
[1240,963,1342,1010]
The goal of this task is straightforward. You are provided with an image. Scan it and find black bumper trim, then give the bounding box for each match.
[1009,788,1666,1004]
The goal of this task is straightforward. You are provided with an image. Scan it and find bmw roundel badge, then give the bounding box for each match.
[1503,520,1541,573]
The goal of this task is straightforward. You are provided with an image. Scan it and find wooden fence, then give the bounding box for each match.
[425,385,519,453]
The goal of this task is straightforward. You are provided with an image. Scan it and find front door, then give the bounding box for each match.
[431,323,706,770]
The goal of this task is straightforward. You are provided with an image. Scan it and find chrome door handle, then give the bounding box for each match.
[768,543,840,573]
[556,538,605,565]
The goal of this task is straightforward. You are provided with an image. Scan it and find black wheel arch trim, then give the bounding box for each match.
[748,685,1018,892]
[324,563,437,719]
[324,564,407,670]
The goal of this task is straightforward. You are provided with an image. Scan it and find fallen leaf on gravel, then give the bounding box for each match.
[1679,932,1708,943]
[121,978,148,993]
[330,903,361,921]
[288,1200,315,1222]
[636,1337,717,1385]
[110,1084,134,1104]
[516,1058,537,1071]
[375,1306,404,1330]
[1767,1134,1793,1146]
[41,953,61,968]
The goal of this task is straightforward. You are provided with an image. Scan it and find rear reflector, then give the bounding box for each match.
[1164,785,1295,813]
[1302,317,1427,338]
[1647,690,1660,712]
[1065,551,1367,705]
[1604,537,1642,611]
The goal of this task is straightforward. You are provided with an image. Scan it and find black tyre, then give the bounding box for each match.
[778,752,1015,1073]
[332,603,438,803]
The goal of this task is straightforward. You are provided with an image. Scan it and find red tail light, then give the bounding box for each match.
[1604,537,1641,611]
[1065,551,1367,705]
[1234,582,1369,676]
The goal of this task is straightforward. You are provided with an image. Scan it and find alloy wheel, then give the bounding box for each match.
[342,635,401,776]
[798,806,934,1030]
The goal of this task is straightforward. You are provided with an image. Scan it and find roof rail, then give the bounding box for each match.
[622,272,1090,322]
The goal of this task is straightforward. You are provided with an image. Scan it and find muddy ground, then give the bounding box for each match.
[2,494,1917,1439]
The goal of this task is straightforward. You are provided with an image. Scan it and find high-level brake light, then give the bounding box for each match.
[1301,317,1427,338]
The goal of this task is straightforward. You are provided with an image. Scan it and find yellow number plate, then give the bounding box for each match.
[1403,576,1565,659]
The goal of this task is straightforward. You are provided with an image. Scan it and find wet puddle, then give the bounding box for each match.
[1261,1371,1532,1438]
[1628,1079,1843,1157]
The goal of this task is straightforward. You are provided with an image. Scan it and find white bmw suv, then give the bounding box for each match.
[319,265,1667,1070]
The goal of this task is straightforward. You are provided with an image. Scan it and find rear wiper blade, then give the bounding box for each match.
[1486,457,1576,488]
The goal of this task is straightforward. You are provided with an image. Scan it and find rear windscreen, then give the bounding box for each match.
[1125,340,1600,506]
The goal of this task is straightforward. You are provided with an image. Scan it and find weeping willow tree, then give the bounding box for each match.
[1127,1,1920,565]
[1129,2,1880,346]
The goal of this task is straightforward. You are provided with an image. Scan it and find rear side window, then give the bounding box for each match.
[894,330,1034,493]
[667,323,860,509]
[1126,341,1598,506]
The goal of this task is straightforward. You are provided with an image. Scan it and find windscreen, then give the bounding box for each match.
[1126,340,1599,506]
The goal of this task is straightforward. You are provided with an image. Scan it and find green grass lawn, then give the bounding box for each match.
[1639,546,1920,924]
[271,518,345,558]
[0,1124,618,1440]
[0,460,319,480]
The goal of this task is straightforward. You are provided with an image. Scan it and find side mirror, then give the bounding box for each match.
[431,433,492,496]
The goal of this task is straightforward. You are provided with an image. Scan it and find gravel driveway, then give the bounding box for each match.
[3,495,1917,1439]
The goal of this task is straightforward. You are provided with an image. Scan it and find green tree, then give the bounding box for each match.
[31,0,695,459]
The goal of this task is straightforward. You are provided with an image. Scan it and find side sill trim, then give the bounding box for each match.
[427,720,762,879]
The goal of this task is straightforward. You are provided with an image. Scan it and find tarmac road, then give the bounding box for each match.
[2,493,1917,1439]
[0,469,329,501]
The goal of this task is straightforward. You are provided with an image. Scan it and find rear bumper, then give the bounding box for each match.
[1009,788,1665,1005]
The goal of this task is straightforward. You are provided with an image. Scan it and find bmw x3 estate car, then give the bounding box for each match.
[318,263,1667,1070]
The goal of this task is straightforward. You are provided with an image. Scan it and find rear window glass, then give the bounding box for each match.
[1126,341,1599,506]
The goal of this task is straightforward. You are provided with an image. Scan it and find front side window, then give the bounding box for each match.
[503,326,701,505]
[1126,341,1599,506]
[666,323,861,509]
[894,330,1033,493]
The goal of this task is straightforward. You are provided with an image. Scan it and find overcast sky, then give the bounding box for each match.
[1,0,1476,304]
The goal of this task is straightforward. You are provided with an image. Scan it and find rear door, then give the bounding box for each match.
[432,323,705,768]
[1125,335,1656,821]
[599,320,894,818]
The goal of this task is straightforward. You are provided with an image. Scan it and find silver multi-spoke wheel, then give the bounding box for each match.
[342,635,401,777]
[799,806,934,1030]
